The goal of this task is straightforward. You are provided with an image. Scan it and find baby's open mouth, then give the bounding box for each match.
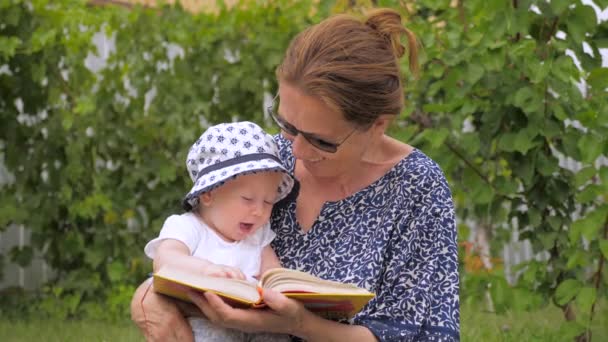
[239,223,253,232]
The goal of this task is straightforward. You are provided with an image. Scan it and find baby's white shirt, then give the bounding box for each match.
[144,212,275,282]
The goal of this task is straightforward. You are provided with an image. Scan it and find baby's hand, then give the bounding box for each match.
[202,264,246,280]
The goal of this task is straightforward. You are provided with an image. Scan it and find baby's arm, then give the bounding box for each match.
[259,245,282,275]
[155,239,246,280]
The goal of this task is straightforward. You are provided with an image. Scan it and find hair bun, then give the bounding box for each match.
[365,8,418,76]
[365,9,406,58]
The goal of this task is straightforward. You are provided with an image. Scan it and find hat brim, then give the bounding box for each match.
[182,158,294,211]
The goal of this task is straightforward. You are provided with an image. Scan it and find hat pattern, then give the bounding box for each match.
[183,121,295,211]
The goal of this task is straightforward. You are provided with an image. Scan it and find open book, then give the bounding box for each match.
[153,266,375,319]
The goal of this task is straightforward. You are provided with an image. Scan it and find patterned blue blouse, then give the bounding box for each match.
[270,135,460,341]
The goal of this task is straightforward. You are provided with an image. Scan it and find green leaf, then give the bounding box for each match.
[466,63,485,85]
[570,220,582,244]
[460,133,481,155]
[576,287,596,314]
[74,96,96,115]
[423,128,450,149]
[497,126,539,155]
[495,176,519,195]
[0,36,22,58]
[463,168,493,204]
[528,208,541,228]
[552,56,578,83]
[567,4,597,44]
[30,28,58,51]
[553,104,568,121]
[588,68,608,91]
[567,250,585,269]
[559,321,587,340]
[574,167,596,187]
[107,261,127,283]
[529,61,551,84]
[601,166,608,185]
[514,130,538,154]
[481,51,504,71]
[578,134,603,164]
[513,86,534,110]
[457,223,470,241]
[555,278,582,305]
[509,39,536,58]
[576,110,598,129]
[497,132,517,152]
[572,205,608,241]
[550,0,571,15]
[576,184,603,204]
[595,38,608,49]
[85,249,105,268]
[548,215,562,230]
[536,152,558,176]
[513,157,535,187]
[600,239,608,259]
[62,115,73,130]
[539,232,558,249]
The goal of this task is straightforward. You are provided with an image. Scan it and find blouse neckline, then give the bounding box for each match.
[278,137,422,235]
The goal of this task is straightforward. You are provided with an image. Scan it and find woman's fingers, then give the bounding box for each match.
[188,291,217,322]
[262,289,299,316]
[262,289,306,334]
[187,288,308,336]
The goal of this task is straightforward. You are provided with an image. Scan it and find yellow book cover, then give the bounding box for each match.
[153,266,375,319]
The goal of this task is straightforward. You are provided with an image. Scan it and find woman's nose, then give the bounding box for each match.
[291,134,315,160]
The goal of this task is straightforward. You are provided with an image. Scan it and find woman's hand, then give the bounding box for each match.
[131,279,195,342]
[188,288,311,337]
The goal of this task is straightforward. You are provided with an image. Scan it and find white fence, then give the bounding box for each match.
[0,224,53,290]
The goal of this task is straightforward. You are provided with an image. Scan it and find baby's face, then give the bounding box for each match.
[199,172,283,242]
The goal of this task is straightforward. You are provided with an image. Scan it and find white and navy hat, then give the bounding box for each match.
[182,121,295,211]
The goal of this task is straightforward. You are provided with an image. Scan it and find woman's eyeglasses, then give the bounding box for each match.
[266,94,356,153]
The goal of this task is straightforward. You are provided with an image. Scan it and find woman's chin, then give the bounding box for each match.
[302,159,322,171]
[302,160,341,178]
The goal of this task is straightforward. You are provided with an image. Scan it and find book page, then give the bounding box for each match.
[154,266,261,304]
[261,268,373,295]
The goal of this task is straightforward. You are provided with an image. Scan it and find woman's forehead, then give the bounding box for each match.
[277,84,350,135]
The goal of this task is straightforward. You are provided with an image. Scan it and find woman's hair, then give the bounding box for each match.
[276,8,419,128]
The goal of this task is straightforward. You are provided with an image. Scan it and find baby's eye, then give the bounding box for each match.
[241,196,253,201]
[263,200,274,206]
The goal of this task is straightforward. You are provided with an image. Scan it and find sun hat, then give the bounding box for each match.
[182,121,295,211]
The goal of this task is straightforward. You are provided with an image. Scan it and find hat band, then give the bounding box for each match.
[195,153,284,182]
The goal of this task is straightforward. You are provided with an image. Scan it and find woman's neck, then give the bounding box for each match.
[298,135,408,200]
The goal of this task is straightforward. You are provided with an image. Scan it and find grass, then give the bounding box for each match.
[461,301,608,342]
[1,302,607,341]
[0,319,144,342]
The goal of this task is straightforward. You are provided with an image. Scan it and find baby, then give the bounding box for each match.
[144,121,294,342]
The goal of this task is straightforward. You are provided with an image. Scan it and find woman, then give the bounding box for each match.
[131,8,459,342]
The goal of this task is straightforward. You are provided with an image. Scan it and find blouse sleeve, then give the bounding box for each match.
[353,173,460,341]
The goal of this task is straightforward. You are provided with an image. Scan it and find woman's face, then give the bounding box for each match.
[277,83,371,178]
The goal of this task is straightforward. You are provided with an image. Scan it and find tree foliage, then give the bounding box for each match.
[0,0,318,319]
[382,0,607,338]
[1,0,607,336]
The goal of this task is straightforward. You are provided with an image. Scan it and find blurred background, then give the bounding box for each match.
[1,0,607,340]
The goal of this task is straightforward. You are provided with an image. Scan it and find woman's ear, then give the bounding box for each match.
[372,115,393,135]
